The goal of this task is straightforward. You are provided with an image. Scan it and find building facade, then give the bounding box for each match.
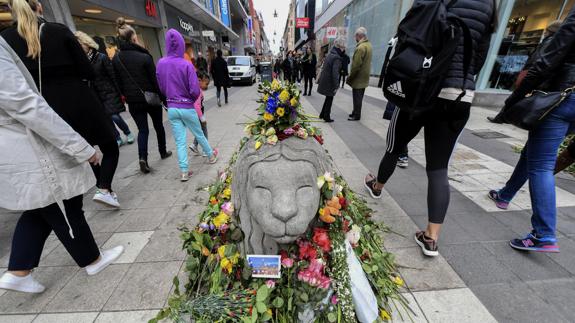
[282,0,296,54]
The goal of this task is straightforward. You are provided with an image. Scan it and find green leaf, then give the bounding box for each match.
[172,276,180,296]
[300,292,309,302]
[372,265,379,272]
[251,309,258,322]
[256,301,267,314]
[256,285,270,302]
[327,312,337,322]
[272,296,284,308]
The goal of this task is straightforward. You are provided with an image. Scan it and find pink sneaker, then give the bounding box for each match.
[208,149,218,164]
[488,190,510,210]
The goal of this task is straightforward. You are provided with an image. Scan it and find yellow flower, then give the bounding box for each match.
[244,124,253,135]
[380,309,391,321]
[220,257,233,274]
[218,245,226,258]
[290,97,298,107]
[276,107,285,117]
[279,90,290,102]
[201,246,210,257]
[255,141,263,150]
[265,127,276,136]
[230,252,240,265]
[393,276,404,286]
[263,94,269,102]
[267,135,278,146]
[223,188,232,199]
[319,208,325,216]
[263,112,274,122]
[266,309,273,317]
[213,212,229,227]
[271,79,280,91]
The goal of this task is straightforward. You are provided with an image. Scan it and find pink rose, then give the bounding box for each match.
[266,280,276,288]
[331,295,338,305]
[221,202,234,216]
[281,257,294,268]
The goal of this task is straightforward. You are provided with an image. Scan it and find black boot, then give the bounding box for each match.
[139,160,151,174]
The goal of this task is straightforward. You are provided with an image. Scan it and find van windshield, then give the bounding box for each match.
[228,57,251,66]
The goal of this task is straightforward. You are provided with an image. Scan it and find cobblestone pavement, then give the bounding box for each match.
[1,83,575,322]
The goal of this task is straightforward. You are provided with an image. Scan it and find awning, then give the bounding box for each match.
[165,0,239,40]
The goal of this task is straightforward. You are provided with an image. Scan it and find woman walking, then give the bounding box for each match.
[302,47,317,96]
[2,0,121,208]
[0,23,122,294]
[112,17,171,174]
[157,29,218,181]
[364,0,496,257]
[210,49,230,107]
[317,37,345,123]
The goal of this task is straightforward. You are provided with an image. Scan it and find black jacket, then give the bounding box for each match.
[1,21,114,145]
[210,56,230,87]
[340,53,350,76]
[419,0,495,90]
[507,6,575,107]
[89,50,125,115]
[196,56,208,72]
[302,53,317,78]
[317,47,343,96]
[282,57,295,75]
[112,40,161,105]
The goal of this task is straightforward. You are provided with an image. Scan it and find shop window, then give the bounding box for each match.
[560,0,575,20]
[487,0,564,91]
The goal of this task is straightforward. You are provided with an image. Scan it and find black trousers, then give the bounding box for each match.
[377,99,471,224]
[129,103,167,161]
[340,74,347,88]
[304,75,313,94]
[8,195,100,270]
[90,139,119,191]
[319,96,334,120]
[216,86,228,102]
[351,88,366,119]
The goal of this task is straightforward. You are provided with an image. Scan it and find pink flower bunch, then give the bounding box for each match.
[297,259,331,289]
[221,202,234,216]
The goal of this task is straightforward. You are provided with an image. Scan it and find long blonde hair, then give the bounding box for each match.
[9,0,40,58]
[74,31,99,51]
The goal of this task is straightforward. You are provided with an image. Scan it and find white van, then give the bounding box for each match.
[227,56,257,85]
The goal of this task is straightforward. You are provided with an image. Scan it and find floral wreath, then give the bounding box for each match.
[152,80,412,323]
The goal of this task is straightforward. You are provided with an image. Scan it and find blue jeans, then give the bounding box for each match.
[499,148,528,202]
[520,94,575,239]
[111,113,131,141]
[167,108,213,173]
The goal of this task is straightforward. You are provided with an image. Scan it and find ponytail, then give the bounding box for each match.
[9,0,40,58]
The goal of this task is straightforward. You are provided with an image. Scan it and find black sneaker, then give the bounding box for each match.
[364,174,382,199]
[139,160,151,174]
[414,231,439,257]
[160,151,173,159]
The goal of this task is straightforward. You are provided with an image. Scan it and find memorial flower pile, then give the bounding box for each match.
[153,80,411,323]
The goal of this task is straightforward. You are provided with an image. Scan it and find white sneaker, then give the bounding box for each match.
[397,157,409,169]
[181,171,193,182]
[93,190,120,208]
[85,246,124,276]
[0,272,45,293]
[189,144,200,156]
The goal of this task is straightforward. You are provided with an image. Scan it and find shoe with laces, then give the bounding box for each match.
[510,232,559,253]
[0,272,45,293]
[397,157,409,168]
[364,174,382,199]
[181,171,193,182]
[208,149,219,164]
[189,144,200,156]
[85,246,124,276]
[488,190,510,210]
[93,190,120,208]
[415,231,439,257]
[126,133,135,144]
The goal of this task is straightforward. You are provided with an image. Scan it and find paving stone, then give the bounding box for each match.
[85,209,127,233]
[412,288,497,323]
[104,261,181,311]
[116,208,169,232]
[43,264,129,312]
[138,190,182,209]
[390,293,427,323]
[0,266,77,314]
[471,282,570,323]
[441,243,520,286]
[41,233,112,267]
[32,312,98,323]
[388,247,465,292]
[159,204,202,230]
[449,211,519,242]
[106,189,152,210]
[545,236,575,275]
[448,175,488,192]
[483,242,572,282]
[0,315,36,323]
[101,231,154,264]
[526,278,575,321]
[135,229,186,262]
[382,217,421,249]
[94,310,159,323]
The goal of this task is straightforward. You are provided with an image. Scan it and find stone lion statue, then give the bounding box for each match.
[232,136,333,254]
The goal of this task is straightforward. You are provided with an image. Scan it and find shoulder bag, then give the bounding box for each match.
[501,86,575,131]
[116,56,162,107]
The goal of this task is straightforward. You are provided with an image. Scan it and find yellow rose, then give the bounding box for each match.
[265,127,276,136]
[255,141,263,150]
[290,97,298,107]
[213,212,229,227]
[271,79,280,91]
[220,257,233,274]
[380,309,391,321]
[279,90,290,102]
[223,188,232,199]
[263,94,269,102]
[217,245,226,258]
[263,112,274,122]
[393,276,404,286]
[276,107,285,117]
[319,208,325,216]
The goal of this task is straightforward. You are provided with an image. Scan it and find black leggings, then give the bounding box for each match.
[8,195,100,270]
[378,99,470,224]
[129,103,168,161]
[90,139,119,191]
[216,86,228,102]
[304,74,313,94]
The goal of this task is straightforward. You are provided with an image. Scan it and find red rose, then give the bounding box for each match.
[339,197,348,210]
[342,219,350,232]
[280,249,289,260]
[313,227,331,253]
[313,135,324,145]
[298,240,317,260]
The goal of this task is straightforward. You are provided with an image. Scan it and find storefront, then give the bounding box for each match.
[66,0,163,59]
[165,4,203,57]
[477,0,574,92]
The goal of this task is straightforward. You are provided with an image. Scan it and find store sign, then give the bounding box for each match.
[296,17,310,28]
[326,27,338,39]
[219,0,230,27]
[202,30,215,37]
[145,0,158,18]
[179,18,193,33]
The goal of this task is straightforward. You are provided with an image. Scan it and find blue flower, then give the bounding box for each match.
[266,97,277,114]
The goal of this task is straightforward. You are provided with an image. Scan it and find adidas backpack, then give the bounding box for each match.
[382,0,472,115]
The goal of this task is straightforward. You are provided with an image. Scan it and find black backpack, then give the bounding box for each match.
[382,0,472,115]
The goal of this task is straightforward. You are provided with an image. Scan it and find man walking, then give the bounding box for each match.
[196,51,208,73]
[347,27,372,121]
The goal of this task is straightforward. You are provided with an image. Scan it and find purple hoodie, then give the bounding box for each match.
[156,29,200,109]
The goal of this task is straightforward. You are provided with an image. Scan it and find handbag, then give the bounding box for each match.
[500,87,574,131]
[116,56,162,107]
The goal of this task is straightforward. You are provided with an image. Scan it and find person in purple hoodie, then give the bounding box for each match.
[156,29,218,181]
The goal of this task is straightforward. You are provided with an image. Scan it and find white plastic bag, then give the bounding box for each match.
[345,240,379,323]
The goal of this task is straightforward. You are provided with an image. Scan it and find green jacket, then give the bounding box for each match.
[346,39,372,89]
